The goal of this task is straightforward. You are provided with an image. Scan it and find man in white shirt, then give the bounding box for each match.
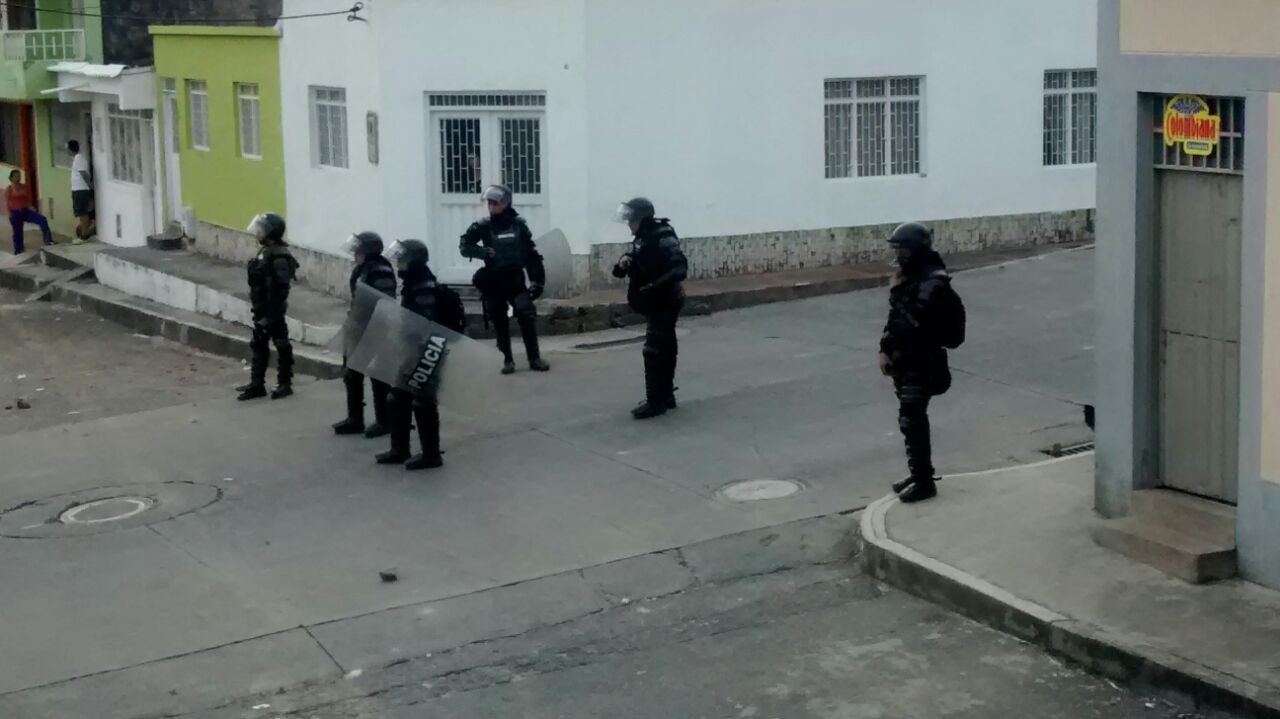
[68,140,94,244]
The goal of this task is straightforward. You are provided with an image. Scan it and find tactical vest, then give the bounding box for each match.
[487,219,527,272]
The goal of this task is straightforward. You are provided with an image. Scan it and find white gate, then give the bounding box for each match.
[426,93,546,284]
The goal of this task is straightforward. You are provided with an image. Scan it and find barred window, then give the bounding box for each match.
[1044,69,1097,166]
[825,77,922,179]
[108,104,149,185]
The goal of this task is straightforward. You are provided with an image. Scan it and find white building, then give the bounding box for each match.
[280,0,1097,291]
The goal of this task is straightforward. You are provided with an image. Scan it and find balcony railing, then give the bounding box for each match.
[1,29,85,62]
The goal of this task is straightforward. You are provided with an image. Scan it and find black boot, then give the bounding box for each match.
[631,400,668,420]
[501,359,516,375]
[376,449,410,465]
[529,357,550,372]
[236,382,257,393]
[237,385,267,401]
[367,380,390,437]
[333,419,364,435]
[892,475,943,494]
[898,477,938,503]
[378,392,412,464]
[405,452,443,470]
[363,423,388,439]
[270,385,293,400]
[518,314,548,371]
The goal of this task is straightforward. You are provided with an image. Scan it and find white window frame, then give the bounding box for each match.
[187,79,209,151]
[1043,69,1097,167]
[237,82,262,160]
[161,78,178,153]
[107,103,148,186]
[825,76,924,180]
[309,85,348,169]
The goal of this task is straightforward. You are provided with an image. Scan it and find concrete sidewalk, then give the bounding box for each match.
[861,454,1280,717]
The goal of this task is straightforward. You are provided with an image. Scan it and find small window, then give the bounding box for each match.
[108,104,149,185]
[310,86,348,168]
[1044,69,1097,166]
[237,82,261,159]
[824,76,923,179]
[187,79,209,151]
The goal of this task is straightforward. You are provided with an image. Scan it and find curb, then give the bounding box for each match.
[859,491,1280,718]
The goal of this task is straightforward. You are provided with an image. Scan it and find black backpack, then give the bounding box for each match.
[930,273,967,350]
[432,284,468,334]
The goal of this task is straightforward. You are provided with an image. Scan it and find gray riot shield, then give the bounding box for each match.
[536,228,573,298]
[332,283,385,357]
[345,286,501,413]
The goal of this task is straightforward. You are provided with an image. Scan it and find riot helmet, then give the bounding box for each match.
[247,212,286,245]
[481,184,512,214]
[888,222,933,266]
[343,231,384,260]
[615,197,656,225]
[387,239,430,271]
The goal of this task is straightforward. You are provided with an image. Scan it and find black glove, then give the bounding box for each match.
[529,283,544,301]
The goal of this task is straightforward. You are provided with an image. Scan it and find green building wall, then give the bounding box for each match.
[150,26,284,230]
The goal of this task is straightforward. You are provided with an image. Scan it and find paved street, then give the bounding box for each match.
[0,247,1210,719]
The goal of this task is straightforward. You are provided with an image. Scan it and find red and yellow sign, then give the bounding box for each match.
[1164,94,1221,157]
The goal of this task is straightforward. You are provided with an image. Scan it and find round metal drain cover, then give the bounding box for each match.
[718,479,803,502]
[0,482,221,538]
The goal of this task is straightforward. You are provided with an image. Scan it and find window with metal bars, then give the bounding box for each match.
[108,104,149,185]
[1043,69,1097,166]
[428,93,545,108]
[501,118,541,194]
[1153,95,1245,175]
[439,117,482,194]
[310,86,348,168]
[825,77,922,178]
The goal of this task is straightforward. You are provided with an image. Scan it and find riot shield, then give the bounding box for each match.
[345,290,501,413]
[536,228,573,298]
[330,283,385,357]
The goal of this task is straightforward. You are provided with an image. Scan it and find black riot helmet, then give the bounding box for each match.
[247,212,287,244]
[343,231,384,258]
[615,197,656,224]
[888,222,933,266]
[387,239,430,271]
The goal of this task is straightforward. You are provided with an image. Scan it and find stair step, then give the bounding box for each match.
[1132,489,1235,546]
[1093,517,1236,584]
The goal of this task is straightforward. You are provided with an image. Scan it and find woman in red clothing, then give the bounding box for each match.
[6,169,52,254]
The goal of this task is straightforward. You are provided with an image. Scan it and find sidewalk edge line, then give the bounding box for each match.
[859,491,1280,718]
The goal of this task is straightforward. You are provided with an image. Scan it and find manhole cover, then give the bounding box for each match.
[0,482,221,539]
[718,479,803,502]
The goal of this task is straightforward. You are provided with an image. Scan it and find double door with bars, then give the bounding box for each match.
[427,94,545,283]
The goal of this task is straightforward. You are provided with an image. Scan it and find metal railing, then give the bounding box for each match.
[1,29,85,62]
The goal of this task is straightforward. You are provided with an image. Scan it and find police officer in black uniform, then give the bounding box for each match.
[376,239,444,471]
[879,222,954,504]
[612,198,688,420]
[238,212,298,402]
[460,184,550,375]
[333,231,398,437]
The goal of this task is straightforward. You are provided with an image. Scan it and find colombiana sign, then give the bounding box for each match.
[1164,94,1221,157]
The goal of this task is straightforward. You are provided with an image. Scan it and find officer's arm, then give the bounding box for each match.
[266,257,292,306]
[647,238,688,288]
[368,270,397,298]
[522,224,547,286]
[612,257,631,279]
[459,223,487,260]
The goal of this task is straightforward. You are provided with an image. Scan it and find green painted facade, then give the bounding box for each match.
[151,26,284,231]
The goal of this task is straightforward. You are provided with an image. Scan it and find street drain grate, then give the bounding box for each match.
[718,479,803,502]
[1041,441,1095,458]
[60,496,154,525]
[0,482,221,538]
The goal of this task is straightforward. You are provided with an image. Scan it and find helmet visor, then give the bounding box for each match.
[481,185,510,206]
[246,214,270,239]
[385,239,407,265]
[341,234,362,256]
[614,202,637,224]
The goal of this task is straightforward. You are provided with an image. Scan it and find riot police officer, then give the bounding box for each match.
[238,212,298,401]
[612,198,688,419]
[879,222,963,504]
[333,231,398,437]
[376,239,445,470]
[460,184,550,374]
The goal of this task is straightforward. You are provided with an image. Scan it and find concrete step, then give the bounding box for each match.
[1132,488,1236,546]
[1092,516,1236,584]
[93,246,348,348]
[40,241,106,271]
[0,263,67,293]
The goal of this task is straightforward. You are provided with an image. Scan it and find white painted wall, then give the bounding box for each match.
[282,0,1096,265]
